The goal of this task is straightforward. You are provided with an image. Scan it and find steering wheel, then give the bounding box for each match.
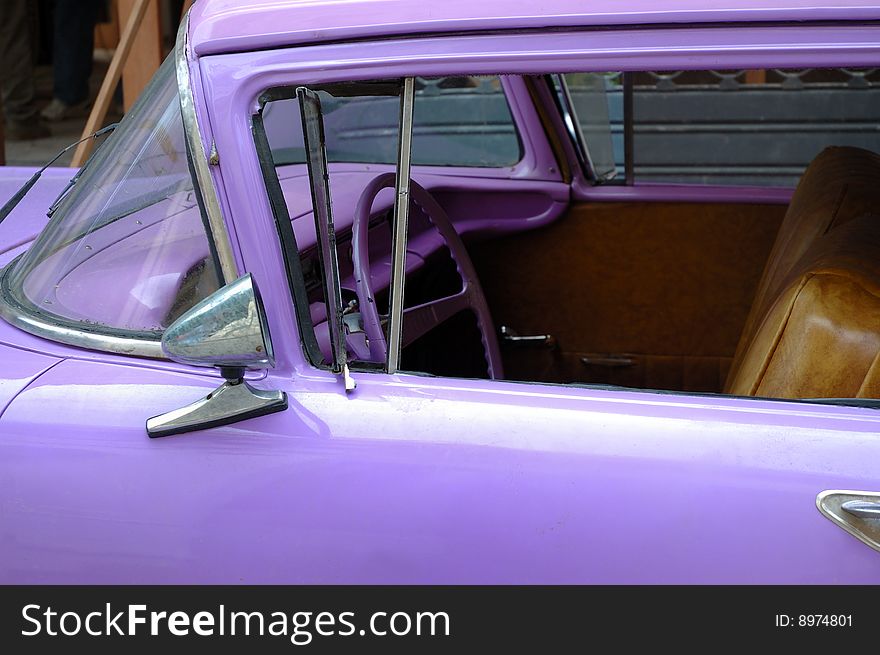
[351,173,503,379]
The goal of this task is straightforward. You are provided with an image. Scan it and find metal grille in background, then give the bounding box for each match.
[588,68,880,186]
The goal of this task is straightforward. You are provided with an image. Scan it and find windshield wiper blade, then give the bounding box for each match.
[0,122,119,226]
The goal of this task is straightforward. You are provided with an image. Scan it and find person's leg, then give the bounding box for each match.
[51,0,100,107]
[0,1,41,123]
[0,1,49,139]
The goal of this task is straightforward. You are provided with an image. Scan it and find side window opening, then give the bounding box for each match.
[560,67,880,187]
[262,76,522,169]
[255,77,511,375]
[253,67,880,410]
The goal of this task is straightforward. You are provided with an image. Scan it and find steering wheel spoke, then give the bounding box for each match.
[351,173,503,378]
[401,290,470,347]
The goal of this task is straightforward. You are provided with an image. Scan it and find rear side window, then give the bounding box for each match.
[262,76,522,168]
[560,68,880,187]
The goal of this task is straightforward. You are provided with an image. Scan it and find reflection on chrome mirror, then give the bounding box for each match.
[146,273,287,438]
[161,273,275,371]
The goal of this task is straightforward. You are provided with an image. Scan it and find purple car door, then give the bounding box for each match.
[2,350,880,583]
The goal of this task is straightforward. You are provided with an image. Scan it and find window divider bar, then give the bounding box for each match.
[623,71,635,185]
[387,77,416,374]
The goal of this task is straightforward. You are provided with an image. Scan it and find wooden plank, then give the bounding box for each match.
[94,0,120,51]
[71,0,152,167]
[119,0,163,111]
[744,70,767,85]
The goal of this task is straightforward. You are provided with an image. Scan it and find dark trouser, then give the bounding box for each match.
[52,0,102,106]
[0,1,39,124]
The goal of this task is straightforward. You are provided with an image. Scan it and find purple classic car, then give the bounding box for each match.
[1,0,880,584]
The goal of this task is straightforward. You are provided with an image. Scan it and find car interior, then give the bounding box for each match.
[474,145,880,399]
[254,69,880,402]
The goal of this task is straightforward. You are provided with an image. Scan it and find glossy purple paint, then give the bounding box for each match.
[3,350,880,583]
[0,344,60,416]
[574,181,795,204]
[189,0,880,55]
[1,2,880,583]
[279,165,568,249]
[0,169,72,266]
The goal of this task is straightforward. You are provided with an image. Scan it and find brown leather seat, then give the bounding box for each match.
[725,146,880,398]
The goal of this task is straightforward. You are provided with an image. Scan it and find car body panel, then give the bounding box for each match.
[0,2,879,583]
[189,0,880,55]
[0,344,61,417]
[3,357,880,583]
[0,168,73,266]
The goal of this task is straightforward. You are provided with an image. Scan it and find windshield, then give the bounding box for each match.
[5,56,220,336]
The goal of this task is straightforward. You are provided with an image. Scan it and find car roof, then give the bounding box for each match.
[188,0,880,56]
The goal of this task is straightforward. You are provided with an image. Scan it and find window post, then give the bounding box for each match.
[386,77,416,374]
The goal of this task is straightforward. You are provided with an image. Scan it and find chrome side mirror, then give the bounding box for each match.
[162,272,275,373]
[146,273,287,438]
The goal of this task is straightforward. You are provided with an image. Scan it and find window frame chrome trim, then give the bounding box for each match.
[175,10,238,284]
[552,74,617,185]
[0,254,165,357]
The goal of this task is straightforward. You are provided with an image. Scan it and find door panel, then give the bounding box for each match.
[1,358,879,583]
[470,201,785,391]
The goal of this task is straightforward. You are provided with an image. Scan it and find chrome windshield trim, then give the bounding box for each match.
[175,11,238,284]
[0,14,231,360]
[0,257,164,358]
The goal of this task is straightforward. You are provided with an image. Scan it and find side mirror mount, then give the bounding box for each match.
[146,273,288,438]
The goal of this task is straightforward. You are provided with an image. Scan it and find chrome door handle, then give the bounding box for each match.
[499,325,557,349]
[817,490,880,553]
[580,355,635,368]
[842,500,880,519]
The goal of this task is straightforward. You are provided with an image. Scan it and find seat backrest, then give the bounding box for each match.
[725,215,880,398]
[725,146,880,397]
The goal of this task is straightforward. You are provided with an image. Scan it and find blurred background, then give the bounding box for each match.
[0,0,190,168]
